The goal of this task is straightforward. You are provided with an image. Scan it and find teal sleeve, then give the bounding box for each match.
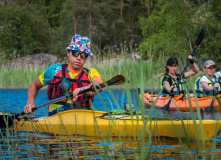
[42,64,62,86]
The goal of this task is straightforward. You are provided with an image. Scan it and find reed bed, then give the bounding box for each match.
[0,66,46,89]
[0,52,201,91]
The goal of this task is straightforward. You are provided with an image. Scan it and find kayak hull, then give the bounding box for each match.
[14,109,221,140]
[140,93,221,112]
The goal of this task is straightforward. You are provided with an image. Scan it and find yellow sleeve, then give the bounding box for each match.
[88,68,103,83]
[39,70,46,85]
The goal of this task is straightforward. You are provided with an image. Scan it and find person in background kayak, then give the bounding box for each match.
[24,34,103,116]
[161,55,199,97]
[195,60,220,97]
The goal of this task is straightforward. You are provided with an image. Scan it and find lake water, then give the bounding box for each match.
[0,89,221,159]
[0,89,138,117]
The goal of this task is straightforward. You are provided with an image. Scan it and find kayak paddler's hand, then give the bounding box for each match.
[214,83,220,89]
[72,88,84,101]
[187,55,193,60]
[170,87,178,93]
[187,55,195,65]
[24,103,36,115]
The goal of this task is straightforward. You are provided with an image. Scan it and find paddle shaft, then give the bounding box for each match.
[15,75,125,118]
[163,30,204,111]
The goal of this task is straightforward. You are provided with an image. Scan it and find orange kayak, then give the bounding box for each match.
[139,93,221,111]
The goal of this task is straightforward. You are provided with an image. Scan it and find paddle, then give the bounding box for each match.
[205,71,221,113]
[0,75,125,128]
[163,29,204,111]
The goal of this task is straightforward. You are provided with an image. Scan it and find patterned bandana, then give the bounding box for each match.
[66,34,93,56]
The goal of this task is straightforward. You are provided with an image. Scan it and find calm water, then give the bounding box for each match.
[0,89,221,159]
[0,89,138,117]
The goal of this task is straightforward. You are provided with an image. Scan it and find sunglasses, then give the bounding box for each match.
[71,51,88,59]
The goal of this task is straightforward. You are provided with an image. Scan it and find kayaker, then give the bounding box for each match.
[195,60,220,97]
[24,34,103,116]
[161,55,199,97]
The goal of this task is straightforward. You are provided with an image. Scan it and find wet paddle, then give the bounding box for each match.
[0,75,125,128]
[163,29,204,111]
[205,71,221,113]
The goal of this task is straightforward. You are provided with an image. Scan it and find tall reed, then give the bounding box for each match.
[0,66,45,89]
[0,52,205,90]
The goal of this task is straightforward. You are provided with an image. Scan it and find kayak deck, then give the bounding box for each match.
[14,109,221,140]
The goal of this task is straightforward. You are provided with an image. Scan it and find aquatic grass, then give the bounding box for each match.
[174,79,219,158]
[58,111,80,159]
[136,60,153,159]
[170,103,194,159]
[186,82,206,157]
[0,52,202,91]
[186,78,220,158]
[0,66,45,89]
[89,72,154,159]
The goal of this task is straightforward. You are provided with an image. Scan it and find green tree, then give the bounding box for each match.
[139,0,196,60]
[0,6,40,59]
[202,0,221,67]
[0,1,51,60]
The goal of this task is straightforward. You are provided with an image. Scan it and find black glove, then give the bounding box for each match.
[190,59,194,64]
[170,87,175,93]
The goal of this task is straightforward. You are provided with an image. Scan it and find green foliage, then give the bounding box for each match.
[0,2,51,60]
[139,0,221,66]
[210,0,221,18]
[201,0,221,67]
[46,0,64,27]
[139,0,195,59]
[0,6,39,59]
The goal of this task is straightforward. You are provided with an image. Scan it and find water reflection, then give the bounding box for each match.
[0,130,221,159]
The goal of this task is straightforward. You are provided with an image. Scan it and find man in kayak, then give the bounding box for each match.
[161,55,199,97]
[24,34,103,116]
[195,60,220,97]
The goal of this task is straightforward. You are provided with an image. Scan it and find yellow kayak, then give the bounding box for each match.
[15,109,221,140]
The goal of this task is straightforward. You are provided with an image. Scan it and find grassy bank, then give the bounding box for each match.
[0,53,201,90]
[0,66,46,89]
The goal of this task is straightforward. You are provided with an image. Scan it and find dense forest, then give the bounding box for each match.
[0,0,220,66]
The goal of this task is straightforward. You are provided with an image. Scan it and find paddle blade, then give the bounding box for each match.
[0,113,14,128]
[106,75,125,85]
[96,75,125,89]
[195,29,204,47]
[163,99,172,111]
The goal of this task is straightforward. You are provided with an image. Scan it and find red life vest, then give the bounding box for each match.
[47,64,94,108]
